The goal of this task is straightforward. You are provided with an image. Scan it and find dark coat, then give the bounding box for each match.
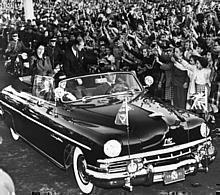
[63,46,85,77]
[172,65,189,86]
[30,55,53,77]
[46,45,64,68]
[5,40,28,55]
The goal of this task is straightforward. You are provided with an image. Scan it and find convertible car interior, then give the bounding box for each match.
[17,75,100,102]
[17,73,140,103]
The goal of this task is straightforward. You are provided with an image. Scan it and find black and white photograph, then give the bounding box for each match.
[0,0,220,194]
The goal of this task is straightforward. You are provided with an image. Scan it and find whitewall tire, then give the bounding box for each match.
[73,147,94,194]
[10,127,19,141]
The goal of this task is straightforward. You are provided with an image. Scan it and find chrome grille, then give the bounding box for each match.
[107,147,191,173]
[108,161,128,173]
[144,148,191,164]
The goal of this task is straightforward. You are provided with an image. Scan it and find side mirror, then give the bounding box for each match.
[144,76,154,87]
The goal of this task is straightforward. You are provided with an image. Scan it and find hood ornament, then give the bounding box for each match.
[163,137,175,147]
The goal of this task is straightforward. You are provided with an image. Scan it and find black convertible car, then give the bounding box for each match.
[0,72,216,194]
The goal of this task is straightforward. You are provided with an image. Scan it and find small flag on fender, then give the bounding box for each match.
[115,98,129,126]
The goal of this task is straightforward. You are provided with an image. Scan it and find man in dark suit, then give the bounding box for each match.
[172,47,189,109]
[45,37,64,69]
[63,37,85,77]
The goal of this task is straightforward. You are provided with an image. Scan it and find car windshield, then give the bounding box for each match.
[58,72,143,103]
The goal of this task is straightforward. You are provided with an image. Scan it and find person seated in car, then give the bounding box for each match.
[59,79,86,101]
[94,72,128,95]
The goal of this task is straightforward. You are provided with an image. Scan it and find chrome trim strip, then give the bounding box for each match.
[0,100,91,151]
[2,88,55,106]
[142,149,191,164]
[98,137,211,164]
[51,134,64,143]
[87,158,197,180]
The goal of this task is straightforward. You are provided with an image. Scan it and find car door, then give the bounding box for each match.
[13,76,68,167]
[25,101,67,167]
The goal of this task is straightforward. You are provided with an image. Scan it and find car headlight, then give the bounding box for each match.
[104,140,122,158]
[200,123,210,137]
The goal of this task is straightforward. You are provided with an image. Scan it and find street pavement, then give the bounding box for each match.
[0,59,220,195]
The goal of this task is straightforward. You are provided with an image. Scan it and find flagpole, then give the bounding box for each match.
[125,97,131,159]
[126,124,131,158]
[114,96,131,159]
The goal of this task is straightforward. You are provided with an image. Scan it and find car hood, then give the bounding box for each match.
[131,95,204,128]
[68,94,203,150]
[71,102,167,149]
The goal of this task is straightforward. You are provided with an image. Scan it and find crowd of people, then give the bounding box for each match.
[0,0,220,120]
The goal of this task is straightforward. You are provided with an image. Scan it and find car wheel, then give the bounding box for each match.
[10,127,19,141]
[73,147,94,194]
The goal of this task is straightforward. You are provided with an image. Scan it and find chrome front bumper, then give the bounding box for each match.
[86,137,216,189]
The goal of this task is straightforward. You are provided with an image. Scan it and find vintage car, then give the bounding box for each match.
[0,72,216,194]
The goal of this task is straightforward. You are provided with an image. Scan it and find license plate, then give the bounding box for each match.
[164,168,185,185]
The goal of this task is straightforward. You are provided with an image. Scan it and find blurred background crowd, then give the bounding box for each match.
[0,0,220,118]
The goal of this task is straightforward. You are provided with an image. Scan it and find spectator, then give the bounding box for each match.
[171,47,189,109]
[103,45,116,71]
[41,29,50,46]
[206,50,216,82]
[45,37,64,69]
[156,47,174,104]
[5,31,30,74]
[209,38,220,117]
[193,56,211,94]
[5,31,29,57]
